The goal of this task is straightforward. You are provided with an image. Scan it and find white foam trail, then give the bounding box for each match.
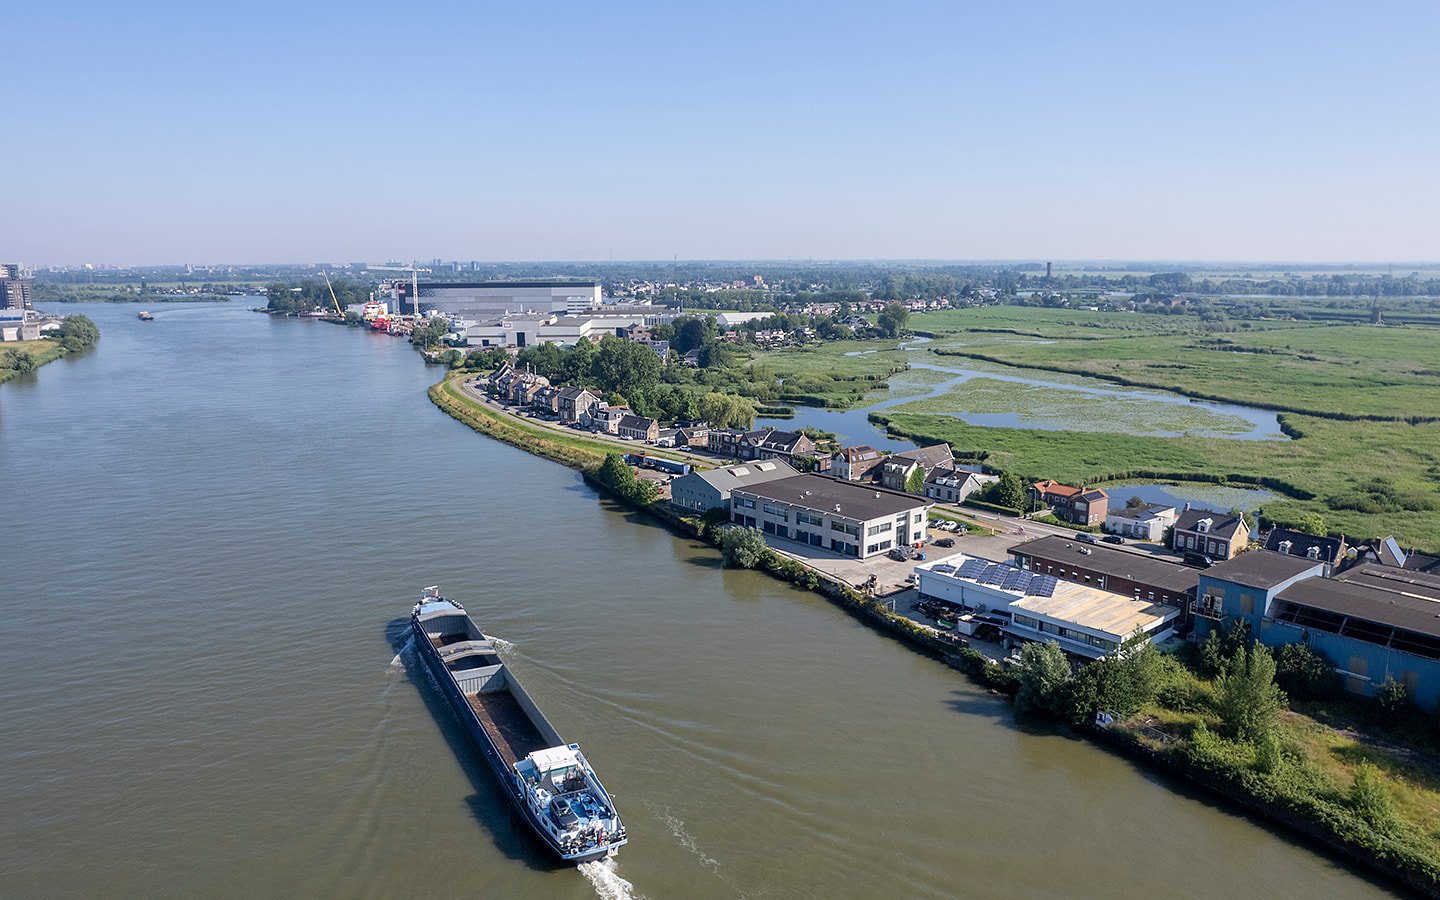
[578,856,640,900]
[483,634,516,655]
[660,811,721,872]
[389,635,414,671]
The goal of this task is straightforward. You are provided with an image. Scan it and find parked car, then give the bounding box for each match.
[1182,551,1215,568]
[1101,535,1125,545]
[888,548,909,561]
[935,538,955,548]
[1074,532,1098,544]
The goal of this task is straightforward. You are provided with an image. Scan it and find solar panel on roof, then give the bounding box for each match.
[1002,570,1029,591]
[933,564,957,575]
[957,559,986,580]
[1031,575,1057,597]
[981,565,1008,585]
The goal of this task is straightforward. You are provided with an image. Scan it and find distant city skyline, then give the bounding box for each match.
[6,1,1438,265]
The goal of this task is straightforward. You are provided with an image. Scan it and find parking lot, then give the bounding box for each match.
[762,523,978,595]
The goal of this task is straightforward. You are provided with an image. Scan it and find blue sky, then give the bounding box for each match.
[4,1,1437,265]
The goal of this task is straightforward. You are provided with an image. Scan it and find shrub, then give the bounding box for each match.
[1214,644,1286,742]
[1375,676,1413,725]
[716,525,770,569]
[1348,763,1397,831]
[1274,643,1340,701]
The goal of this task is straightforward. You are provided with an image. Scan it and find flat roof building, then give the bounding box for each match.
[730,474,932,559]
[916,553,1180,658]
[1010,535,1199,611]
[383,280,604,319]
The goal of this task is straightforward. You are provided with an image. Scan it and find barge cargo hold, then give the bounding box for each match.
[410,587,627,864]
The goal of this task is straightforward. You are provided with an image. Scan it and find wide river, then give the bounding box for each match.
[0,303,1394,899]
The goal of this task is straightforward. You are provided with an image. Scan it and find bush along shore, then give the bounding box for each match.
[0,315,101,384]
[430,373,1439,898]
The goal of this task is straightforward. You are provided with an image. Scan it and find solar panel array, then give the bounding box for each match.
[934,558,1060,596]
[1030,575,1059,597]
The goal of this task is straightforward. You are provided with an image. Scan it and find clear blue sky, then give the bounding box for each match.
[5,1,1437,265]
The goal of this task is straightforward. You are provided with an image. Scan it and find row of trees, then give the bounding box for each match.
[264,279,369,316]
[506,334,758,427]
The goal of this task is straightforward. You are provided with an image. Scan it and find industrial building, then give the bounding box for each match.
[915,553,1180,658]
[380,280,604,318]
[1009,535,1199,611]
[670,459,800,514]
[1194,552,1440,709]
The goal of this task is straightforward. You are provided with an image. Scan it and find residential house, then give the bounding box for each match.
[509,373,551,405]
[879,444,954,492]
[730,474,932,559]
[590,404,631,435]
[617,414,660,443]
[1104,502,1178,542]
[834,445,884,481]
[1172,507,1248,560]
[654,428,680,448]
[674,423,711,448]
[1193,554,1440,710]
[1030,480,1109,526]
[707,428,755,458]
[748,429,816,463]
[531,386,561,416]
[1264,526,1348,576]
[556,386,599,425]
[670,459,799,513]
[923,468,997,504]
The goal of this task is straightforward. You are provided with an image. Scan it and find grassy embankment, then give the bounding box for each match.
[0,340,65,384]
[867,310,1440,549]
[428,375,700,472]
[1110,657,1440,892]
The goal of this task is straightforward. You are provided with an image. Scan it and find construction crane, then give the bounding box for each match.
[320,270,345,318]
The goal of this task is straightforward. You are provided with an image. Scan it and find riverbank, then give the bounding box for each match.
[0,340,66,384]
[429,369,1440,898]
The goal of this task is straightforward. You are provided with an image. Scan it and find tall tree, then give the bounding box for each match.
[1014,641,1072,716]
[1214,644,1286,741]
[876,302,910,338]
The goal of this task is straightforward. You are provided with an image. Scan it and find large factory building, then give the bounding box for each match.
[381,280,603,318]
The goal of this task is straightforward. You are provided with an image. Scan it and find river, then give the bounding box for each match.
[0,303,1393,898]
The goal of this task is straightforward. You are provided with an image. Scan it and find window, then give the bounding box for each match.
[866,540,892,554]
[1239,592,1255,615]
[831,521,858,537]
[735,497,755,509]
[762,503,789,520]
[797,512,822,526]
[867,522,892,537]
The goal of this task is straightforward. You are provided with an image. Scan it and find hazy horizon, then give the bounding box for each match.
[7,2,1438,264]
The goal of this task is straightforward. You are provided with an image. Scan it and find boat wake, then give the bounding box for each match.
[482,633,516,655]
[388,635,414,671]
[659,809,721,873]
[577,856,641,900]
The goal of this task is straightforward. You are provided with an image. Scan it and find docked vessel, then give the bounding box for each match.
[410,587,627,863]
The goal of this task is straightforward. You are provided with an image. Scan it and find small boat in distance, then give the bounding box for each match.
[138,311,154,320]
[410,586,627,863]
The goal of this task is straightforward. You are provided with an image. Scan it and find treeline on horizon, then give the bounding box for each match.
[33,261,1440,306]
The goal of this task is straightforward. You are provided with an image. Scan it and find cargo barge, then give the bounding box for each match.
[410,587,627,863]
